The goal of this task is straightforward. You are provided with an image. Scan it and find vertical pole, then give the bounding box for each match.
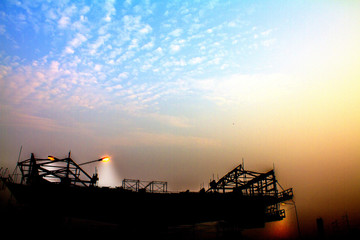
[265,178,268,194]
[292,199,301,239]
[17,146,23,163]
[273,172,277,197]
[13,147,20,183]
[66,157,70,185]
[235,170,238,188]
[13,146,22,182]
[28,153,36,184]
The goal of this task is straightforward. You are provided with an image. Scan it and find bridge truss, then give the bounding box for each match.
[122,179,167,193]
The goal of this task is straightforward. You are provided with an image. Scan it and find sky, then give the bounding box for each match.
[1,0,360,238]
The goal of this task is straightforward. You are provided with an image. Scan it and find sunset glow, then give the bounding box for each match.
[1,0,360,237]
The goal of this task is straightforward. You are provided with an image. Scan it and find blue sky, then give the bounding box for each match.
[0,0,281,114]
[0,0,292,152]
[1,1,360,236]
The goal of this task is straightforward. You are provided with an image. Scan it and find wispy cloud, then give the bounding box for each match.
[101,131,220,148]
[169,28,183,37]
[145,113,191,128]
[58,16,70,28]
[0,0,291,147]
[0,106,68,132]
[169,44,181,53]
[103,0,116,22]
[69,33,87,48]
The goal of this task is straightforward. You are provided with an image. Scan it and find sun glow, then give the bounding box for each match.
[268,219,292,239]
[98,159,122,187]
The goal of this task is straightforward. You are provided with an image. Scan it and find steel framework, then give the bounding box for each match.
[122,179,167,193]
[207,163,293,222]
[15,153,99,187]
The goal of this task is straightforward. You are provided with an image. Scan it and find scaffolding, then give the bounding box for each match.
[122,179,167,193]
[207,163,293,222]
[13,153,100,187]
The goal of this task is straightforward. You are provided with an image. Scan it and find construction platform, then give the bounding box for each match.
[1,153,294,234]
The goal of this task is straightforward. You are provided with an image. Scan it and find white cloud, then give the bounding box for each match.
[104,15,111,22]
[170,44,180,53]
[0,25,5,35]
[63,5,77,17]
[188,23,202,34]
[69,33,87,48]
[71,17,87,31]
[104,0,116,22]
[228,21,236,27]
[189,57,204,65]
[46,9,57,20]
[261,29,273,36]
[106,84,123,92]
[169,28,183,37]
[58,16,70,28]
[141,63,152,71]
[147,113,190,128]
[64,46,75,54]
[0,1,294,122]
[89,34,111,55]
[116,50,135,64]
[94,64,102,71]
[141,41,154,50]
[262,38,276,47]
[123,15,142,32]
[128,38,139,50]
[0,65,11,79]
[80,6,90,15]
[50,61,60,73]
[108,48,123,59]
[154,47,163,54]
[117,72,129,80]
[139,24,152,34]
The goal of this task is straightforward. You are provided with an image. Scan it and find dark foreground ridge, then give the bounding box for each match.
[1,153,293,238]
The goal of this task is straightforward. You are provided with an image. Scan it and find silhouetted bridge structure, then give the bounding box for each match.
[2,153,294,232]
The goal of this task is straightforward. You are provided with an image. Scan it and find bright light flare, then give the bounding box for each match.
[101,157,110,162]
